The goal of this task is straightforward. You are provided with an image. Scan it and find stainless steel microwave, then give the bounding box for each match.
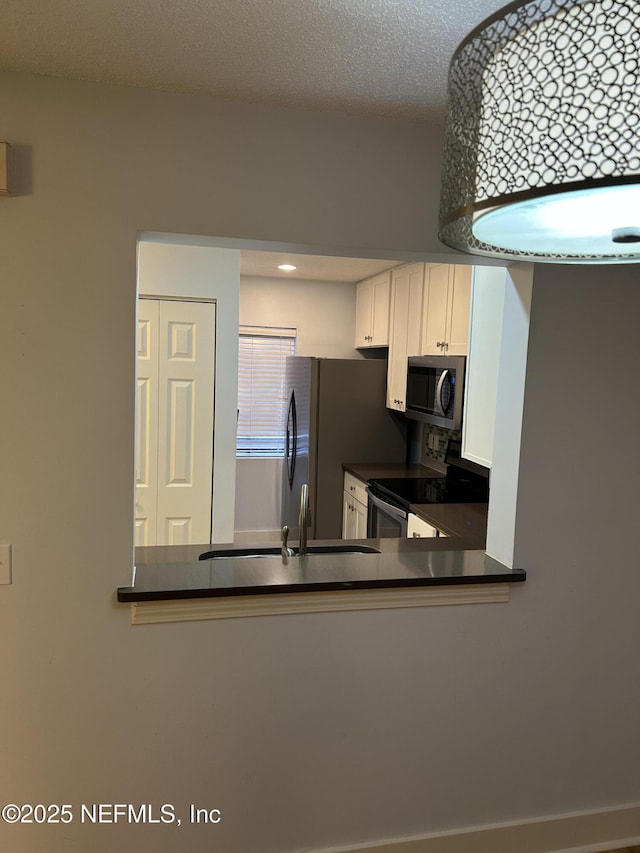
[405,356,466,430]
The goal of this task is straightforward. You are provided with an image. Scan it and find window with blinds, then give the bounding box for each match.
[237,326,296,457]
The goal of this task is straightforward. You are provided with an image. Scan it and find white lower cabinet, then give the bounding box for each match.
[407,512,449,539]
[343,492,368,539]
[342,472,369,539]
[407,513,438,538]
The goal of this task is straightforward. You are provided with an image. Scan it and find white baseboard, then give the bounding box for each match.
[312,802,640,853]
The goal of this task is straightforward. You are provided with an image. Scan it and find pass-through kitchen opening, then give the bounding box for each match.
[134,237,524,562]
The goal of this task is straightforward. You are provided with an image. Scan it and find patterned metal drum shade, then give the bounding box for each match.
[439,0,640,263]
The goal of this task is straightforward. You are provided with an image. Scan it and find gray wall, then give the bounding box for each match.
[512,265,640,808]
[1,70,639,853]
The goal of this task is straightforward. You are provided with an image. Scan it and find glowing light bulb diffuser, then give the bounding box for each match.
[438,0,640,263]
[277,264,297,271]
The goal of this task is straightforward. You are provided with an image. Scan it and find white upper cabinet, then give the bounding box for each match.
[421,264,449,355]
[355,271,391,347]
[421,264,471,356]
[387,263,425,411]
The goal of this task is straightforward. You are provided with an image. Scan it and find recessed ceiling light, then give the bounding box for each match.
[277,264,297,271]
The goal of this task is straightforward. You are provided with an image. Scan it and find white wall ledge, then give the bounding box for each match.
[128,583,511,624]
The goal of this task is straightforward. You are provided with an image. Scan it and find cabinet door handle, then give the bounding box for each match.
[412,532,421,538]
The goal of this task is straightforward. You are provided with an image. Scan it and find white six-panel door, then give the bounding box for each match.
[135,299,160,546]
[136,298,216,546]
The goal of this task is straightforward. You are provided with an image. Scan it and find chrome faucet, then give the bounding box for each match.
[298,483,310,556]
[281,524,294,562]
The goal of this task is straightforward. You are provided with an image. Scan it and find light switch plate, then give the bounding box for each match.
[0,544,12,584]
[0,143,14,197]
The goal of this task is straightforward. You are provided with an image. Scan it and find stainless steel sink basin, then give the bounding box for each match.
[199,544,380,560]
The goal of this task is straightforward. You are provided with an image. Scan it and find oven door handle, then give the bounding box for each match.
[367,490,407,521]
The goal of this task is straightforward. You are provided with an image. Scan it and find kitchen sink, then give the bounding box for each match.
[199,544,380,560]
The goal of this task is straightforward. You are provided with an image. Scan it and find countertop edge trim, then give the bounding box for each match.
[129,583,510,625]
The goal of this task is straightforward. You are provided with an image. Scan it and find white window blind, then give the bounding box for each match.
[237,326,296,457]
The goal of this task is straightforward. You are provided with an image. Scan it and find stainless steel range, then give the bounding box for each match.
[366,439,489,538]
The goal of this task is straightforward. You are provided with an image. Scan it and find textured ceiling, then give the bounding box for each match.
[0,0,506,121]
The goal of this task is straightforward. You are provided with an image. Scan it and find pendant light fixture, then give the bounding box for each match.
[438,0,640,263]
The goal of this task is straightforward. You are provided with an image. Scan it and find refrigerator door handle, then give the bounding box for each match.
[286,390,297,487]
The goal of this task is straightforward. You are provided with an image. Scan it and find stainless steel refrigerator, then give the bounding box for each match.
[281,357,407,541]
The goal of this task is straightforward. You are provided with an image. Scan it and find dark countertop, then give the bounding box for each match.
[344,461,487,548]
[343,462,446,481]
[119,537,525,602]
[410,502,488,547]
